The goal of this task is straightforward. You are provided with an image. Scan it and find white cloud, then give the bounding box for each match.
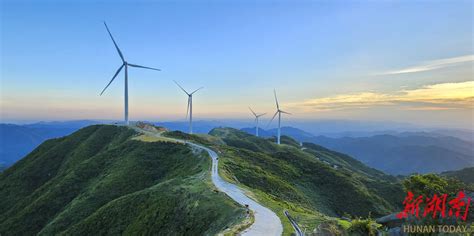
[380,55,474,75]
[287,81,474,112]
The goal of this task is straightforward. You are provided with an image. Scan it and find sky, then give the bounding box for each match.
[1,0,473,129]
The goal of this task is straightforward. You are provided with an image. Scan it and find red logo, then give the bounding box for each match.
[397,191,471,221]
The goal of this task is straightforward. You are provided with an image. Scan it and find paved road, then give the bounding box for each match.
[134,126,283,236]
[187,143,283,236]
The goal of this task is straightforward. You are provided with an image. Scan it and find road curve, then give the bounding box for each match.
[187,143,283,236]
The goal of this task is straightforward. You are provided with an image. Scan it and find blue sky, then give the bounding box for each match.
[1,0,473,128]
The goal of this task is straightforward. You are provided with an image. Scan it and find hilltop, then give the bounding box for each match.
[1,124,408,235]
[0,125,245,235]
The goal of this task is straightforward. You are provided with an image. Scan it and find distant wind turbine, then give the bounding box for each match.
[99,22,161,125]
[174,80,203,134]
[268,90,291,145]
[249,107,266,137]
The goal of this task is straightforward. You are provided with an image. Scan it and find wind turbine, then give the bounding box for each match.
[99,22,161,125]
[268,90,291,145]
[249,107,266,137]
[174,80,203,134]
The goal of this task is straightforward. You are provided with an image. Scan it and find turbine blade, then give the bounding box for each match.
[128,63,161,71]
[280,110,291,115]
[257,113,266,117]
[248,107,257,116]
[266,111,279,127]
[100,64,124,95]
[274,89,280,109]
[173,80,190,95]
[190,87,204,95]
[104,22,125,62]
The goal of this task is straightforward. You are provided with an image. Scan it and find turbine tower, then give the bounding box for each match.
[99,22,161,125]
[268,90,291,145]
[174,81,203,134]
[249,107,266,137]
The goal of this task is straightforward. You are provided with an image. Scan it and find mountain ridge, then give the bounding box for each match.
[0,125,245,235]
[241,126,474,175]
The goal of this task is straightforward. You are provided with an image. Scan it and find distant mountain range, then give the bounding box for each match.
[241,127,474,175]
[1,120,473,175]
[0,120,104,167]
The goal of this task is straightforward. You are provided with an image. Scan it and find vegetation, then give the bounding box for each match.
[346,217,380,236]
[403,173,473,219]
[402,173,473,197]
[312,220,346,235]
[207,127,404,234]
[442,167,474,185]
[163,130,215,146]
[0,125,245,235]
[5,124,464,235]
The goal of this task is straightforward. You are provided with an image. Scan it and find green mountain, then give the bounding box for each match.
[1,125,405,235]
[442,167,474,185]
[241,126,474,175]
[167,127,404,233]
[0,125,245,235]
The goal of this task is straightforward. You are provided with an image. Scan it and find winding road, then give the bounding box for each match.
[187,143,283,236]
[135,126,283,236]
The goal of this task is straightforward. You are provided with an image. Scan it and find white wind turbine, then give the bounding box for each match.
[249,107,266,137]
[268,90,291,144]
[174,81,203,134]
[99,22,161,125]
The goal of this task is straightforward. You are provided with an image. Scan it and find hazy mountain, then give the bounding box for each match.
[0,124,45,167]
[3,118,472,174]
[432,129,474,142]
[310,135,473,175]
[241,126,474,175]
[1,120,235,167]
[0,120,103,167]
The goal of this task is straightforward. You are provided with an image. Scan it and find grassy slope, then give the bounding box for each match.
[0,125,245,235]
[442,167,474,185]
[207,128,404,234]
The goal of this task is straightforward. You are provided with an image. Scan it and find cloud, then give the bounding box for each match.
[379,55,474,75]
[288,81,474,112]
